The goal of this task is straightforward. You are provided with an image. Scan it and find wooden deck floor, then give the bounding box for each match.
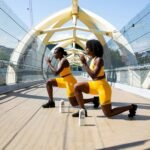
[0,76,150,150]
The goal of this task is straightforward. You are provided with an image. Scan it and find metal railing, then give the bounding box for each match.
[82,65,150,89]
[105,65,150,89]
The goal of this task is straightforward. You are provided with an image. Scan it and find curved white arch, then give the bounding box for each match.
[35,7,72,32]
[79,8,135,55]
[6,2,137,84]
[6,7,72,84]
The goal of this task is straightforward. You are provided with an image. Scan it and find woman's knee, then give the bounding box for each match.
[74,83,81,92]
[103,111,112,118]
[101,105,112,118]
[74,82,89,93]
[46,79,53,86]
[68,97,78,106]
[70,101,78,106]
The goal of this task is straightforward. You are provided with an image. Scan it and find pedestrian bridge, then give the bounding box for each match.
[0,0,150,149]
[0,0,150,95]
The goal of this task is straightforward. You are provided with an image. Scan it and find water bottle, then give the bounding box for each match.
[79,109,85,126]
[59,100,65,113]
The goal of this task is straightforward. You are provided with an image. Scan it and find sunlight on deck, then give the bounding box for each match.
[0,77,150,150]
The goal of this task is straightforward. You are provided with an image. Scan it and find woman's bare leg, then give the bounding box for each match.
[71,82,91,117]
[42,78,58,108]
[73,82,137,118]
[46,78,57,102]
[69,96,99,107]
[101,103,132,117]
[74,82,90,109]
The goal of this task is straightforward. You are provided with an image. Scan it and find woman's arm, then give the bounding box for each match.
[47,58,68,76]
[80,55,103,79]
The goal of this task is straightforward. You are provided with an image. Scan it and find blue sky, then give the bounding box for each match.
[4,0,150,30]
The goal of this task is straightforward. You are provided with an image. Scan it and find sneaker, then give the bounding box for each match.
[128,104,138,118]
[93,96,99,109]
[72,109,87,117]
[42,101,55,108]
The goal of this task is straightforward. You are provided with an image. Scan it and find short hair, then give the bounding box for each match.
[86,39,103,57]
[55,47,67,56]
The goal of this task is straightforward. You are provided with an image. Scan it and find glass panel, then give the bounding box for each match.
[105,4,150,88]
[0,1,46,85]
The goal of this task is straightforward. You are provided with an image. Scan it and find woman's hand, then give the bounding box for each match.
[45,57,51,64]
[79,54,87,65]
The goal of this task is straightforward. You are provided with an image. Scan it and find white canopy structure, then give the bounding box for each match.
[6,0,137,84]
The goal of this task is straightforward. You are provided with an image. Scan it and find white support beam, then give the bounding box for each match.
[41,26,74,34]
[72,15,77,44]
[72,0,78,15]
[72,15,77,26]
[39,26,112,37]
[76,36,88,42]
[48,37,73,44]
[67,49,86,55]
[76,27,112,36]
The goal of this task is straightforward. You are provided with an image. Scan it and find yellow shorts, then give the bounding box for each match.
[55,75,77,97]
[88,79,112,105]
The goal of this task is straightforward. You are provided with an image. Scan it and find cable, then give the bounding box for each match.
[114,10,150,41]
[115,31,150,52]
[0,27,19,41]
[0,8,28,33]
